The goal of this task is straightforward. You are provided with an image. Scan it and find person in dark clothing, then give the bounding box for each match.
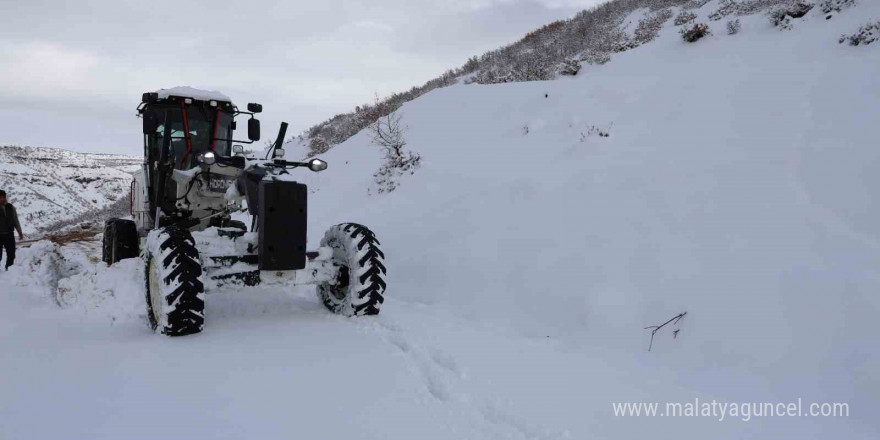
[0,190,24,270]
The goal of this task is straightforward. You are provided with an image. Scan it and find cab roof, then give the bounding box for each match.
[155,86,232,103]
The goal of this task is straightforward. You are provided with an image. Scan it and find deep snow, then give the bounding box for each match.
[2,1,879,438]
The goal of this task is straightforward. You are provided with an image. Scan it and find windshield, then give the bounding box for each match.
[144,102,233,169]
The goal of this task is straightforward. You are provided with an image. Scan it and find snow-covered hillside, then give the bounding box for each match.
[0,146,140,233]
[2,1,879,439]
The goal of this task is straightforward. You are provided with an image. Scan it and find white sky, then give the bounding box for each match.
[0,0,601,155]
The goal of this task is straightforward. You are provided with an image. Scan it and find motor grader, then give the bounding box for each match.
[103,87,386,336]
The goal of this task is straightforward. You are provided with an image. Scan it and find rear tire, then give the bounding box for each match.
[102,218,139,265]
[317,223,386,316]
[144,226,205,336]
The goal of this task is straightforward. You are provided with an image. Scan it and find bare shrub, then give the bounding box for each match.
[371,152,421,194]
[633,9,675,45]
[710,0,796,21]
[769,10,793,28]
[589,21,630,54]
[558,58,582,76]
[580,49,611,65]
[727,18,742,34]
[684,0,714,9]
[369,109,421,194]
[709,0,739,20]
[820,0,856,14]
[307,136,329,157]
[681,22,711,41]
[737,0,795,15]
[839,21,880,46]
[785,2,814,17]
[579,124,612,142]
[769,2,814,29]
[675,11,698,25]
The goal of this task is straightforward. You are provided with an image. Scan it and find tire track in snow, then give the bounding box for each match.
[373,317,569,440]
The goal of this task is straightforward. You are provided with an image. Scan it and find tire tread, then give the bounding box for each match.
[145,226,205,336]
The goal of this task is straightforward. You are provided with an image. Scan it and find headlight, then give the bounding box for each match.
[198,151,217,165]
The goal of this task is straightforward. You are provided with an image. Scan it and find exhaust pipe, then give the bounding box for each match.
[274,122,288,150]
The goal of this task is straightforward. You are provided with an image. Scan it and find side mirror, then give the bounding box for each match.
[308,158,328,172]
[247,103,263,113]
[248,118,260,141]
[273,148,285,158]
[232,145,244,155]
[142,112,158,134]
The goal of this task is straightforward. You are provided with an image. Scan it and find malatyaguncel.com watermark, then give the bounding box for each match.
[612,398,849,422]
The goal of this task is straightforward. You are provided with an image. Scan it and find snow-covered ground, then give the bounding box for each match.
[2,1,879,438]
[0,145,141,233]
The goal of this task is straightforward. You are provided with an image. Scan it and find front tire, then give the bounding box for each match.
[145,226,205,336]
[317,223,386,316]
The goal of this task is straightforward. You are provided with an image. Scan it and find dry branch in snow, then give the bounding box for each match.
[644,311,688,351]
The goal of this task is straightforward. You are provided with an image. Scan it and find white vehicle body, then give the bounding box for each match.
[132,162,243,233]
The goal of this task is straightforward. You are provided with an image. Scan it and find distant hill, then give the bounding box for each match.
[0,146,141,233]
[297,0,862,156]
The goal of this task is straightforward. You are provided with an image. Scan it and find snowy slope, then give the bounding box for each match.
[2,1,880,439]
[0,146,141,233]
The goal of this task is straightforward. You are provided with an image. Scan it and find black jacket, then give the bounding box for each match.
[0,203,22,235]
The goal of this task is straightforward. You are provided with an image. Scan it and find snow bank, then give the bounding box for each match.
[6,241,69,294]
[6,239,143,322]
[55,257,144,322]
[302,2,880,436]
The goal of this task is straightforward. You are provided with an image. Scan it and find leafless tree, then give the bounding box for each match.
[370,108,407,160]
[368,107,421,194]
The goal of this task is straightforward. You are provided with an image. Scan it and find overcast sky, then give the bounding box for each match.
[0,0,601,155]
